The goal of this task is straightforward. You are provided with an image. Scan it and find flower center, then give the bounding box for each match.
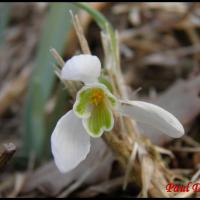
[90,88,104,106]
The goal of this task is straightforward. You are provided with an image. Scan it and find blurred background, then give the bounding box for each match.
[0,2,200,197]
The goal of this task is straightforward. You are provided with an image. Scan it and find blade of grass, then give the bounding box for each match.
[75,2,109,31]
[22,3,76,160]
[75,3,117,64]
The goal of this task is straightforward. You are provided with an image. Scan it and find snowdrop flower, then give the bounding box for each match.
[51,54,184,173]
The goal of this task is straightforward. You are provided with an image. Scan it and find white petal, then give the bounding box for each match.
[51,110,91,173]
[61,54,101,84]
[118,100,184,138]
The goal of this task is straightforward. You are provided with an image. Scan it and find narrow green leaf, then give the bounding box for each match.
[75,2,108,31]
[74,3,118,70]
[22,3,76,159]
[75,3,115,43]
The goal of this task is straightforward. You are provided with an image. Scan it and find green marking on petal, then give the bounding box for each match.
[83,102,114,137]
[74,83,116,136]
[73,88,92,118]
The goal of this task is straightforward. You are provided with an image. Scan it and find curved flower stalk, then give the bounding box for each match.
[51,54,185,173]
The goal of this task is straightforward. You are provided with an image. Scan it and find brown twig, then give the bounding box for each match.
[70,11,91,55]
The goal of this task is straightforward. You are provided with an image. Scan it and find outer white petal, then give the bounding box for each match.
[61,54,101,84]
[117,100,184,138]
[51,110,91,173]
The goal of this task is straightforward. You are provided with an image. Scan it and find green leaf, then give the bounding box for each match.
[75,2,109,31]
[75,3,115,46]
[22,3,76,159]
[74,3,118,71]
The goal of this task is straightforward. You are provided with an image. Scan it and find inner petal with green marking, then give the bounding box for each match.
[83,102,114,137]
[73,84,117,137]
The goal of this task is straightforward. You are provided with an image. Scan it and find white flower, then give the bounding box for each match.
[51,54,185,173]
